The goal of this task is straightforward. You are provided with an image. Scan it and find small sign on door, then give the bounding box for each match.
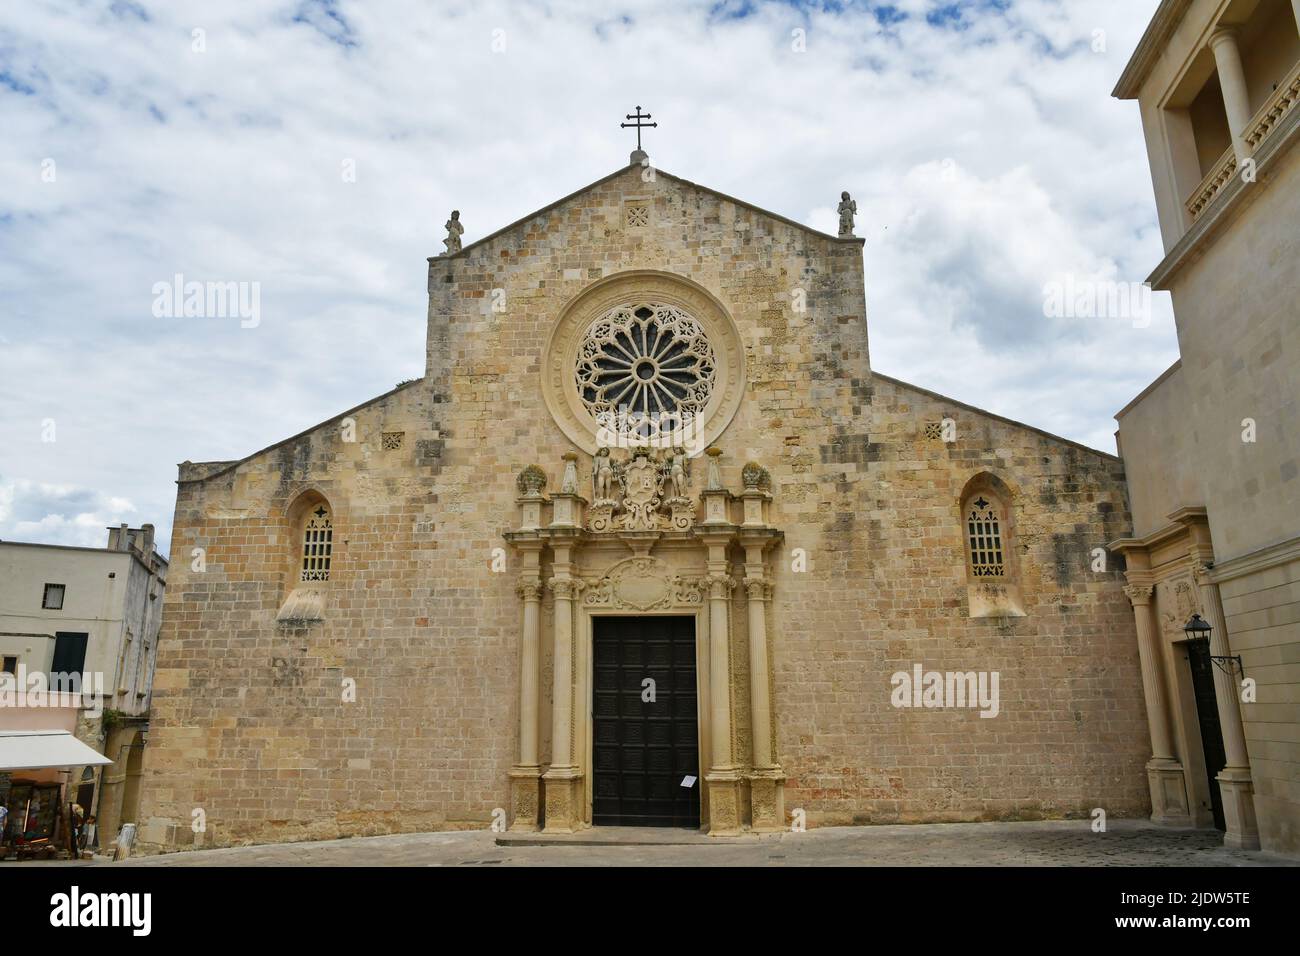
[680,775,697,788]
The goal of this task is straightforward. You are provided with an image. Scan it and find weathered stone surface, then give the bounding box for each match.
[136,164,1147,851]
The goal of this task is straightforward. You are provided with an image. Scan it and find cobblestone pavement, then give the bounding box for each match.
[45,820,1298,867]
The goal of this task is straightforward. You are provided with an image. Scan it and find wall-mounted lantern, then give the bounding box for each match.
[1183,613,1244,677]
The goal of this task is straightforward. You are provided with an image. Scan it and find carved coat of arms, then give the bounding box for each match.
[585,446,696,533]
[619,452,665,530]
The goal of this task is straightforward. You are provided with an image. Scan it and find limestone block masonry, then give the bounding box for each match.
[135,162,1147,851]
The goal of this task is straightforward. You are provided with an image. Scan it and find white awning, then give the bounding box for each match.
[0,730,113,771]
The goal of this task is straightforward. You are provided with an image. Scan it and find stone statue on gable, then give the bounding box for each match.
[837,191,857,238]
[443,210,464,255]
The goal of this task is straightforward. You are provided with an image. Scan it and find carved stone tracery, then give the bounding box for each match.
[575,303,717,444]
[540,271,746,456]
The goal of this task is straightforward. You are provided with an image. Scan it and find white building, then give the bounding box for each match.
[1110,0,1300,855]
[0,524,167,851]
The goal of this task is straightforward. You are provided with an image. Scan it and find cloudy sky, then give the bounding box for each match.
[0,0,1177,555]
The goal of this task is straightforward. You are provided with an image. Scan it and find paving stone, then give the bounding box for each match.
[72,820,1298,868]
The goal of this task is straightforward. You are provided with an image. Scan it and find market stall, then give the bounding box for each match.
[0,731,112,861]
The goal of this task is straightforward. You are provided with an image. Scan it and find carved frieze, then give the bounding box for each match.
[1160,577,1202,637]
[582,556,704,611]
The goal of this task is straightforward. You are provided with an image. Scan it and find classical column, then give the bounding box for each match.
[735,465,785,830]
[707,571,735,772]
[542,542,581,832]
[1194,564,1260,849]
[745,577,773,770]
[700,529,741,836]
[507,561,543,831]
[743,566,784,832]
[505,477,545,831]
[518,582,542,766]
[1210,28,1255,163]
[1124,583,1192,826]
[549,580,575,771]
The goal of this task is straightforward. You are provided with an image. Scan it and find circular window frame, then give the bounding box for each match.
[541,271,746,456]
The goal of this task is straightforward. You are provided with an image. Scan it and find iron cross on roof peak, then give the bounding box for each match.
[620,106,657,155]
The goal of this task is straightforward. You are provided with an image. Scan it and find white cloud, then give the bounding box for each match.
[0,478,138,549]
[0,0,1176,549]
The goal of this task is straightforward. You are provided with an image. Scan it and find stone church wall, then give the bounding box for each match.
[775,375,1148,825]
[136,164,1149,849]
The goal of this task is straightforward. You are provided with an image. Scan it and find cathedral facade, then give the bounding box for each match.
[135,157,1148,849]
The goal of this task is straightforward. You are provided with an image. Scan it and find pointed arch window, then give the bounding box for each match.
[959,474,1025,618]
[966,496,1005,578]
[300,505,333,582]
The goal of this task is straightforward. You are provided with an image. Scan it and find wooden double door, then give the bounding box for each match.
[592,616,700,828]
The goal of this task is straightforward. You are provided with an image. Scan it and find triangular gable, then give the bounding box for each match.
[429,163,855,263]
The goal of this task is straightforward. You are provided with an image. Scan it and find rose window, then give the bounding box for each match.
[576,304,716,437]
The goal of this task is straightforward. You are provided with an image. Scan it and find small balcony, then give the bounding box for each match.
[1184,59,1300,221]
[1184,146,1238,220]
[1243,59,1300,152]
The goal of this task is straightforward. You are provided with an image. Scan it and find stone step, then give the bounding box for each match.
[496,826,774,847]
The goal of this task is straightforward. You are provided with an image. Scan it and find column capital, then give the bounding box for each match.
[1123,583,1154,606]
[1209,25,1240,48]
[516,580,543,602]
[546,577,581,600]
[1191,560,1214,585]
[744,577,772,601]
[707,571,736,599]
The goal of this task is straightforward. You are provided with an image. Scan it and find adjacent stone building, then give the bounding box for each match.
[136,153,1149,851]
[1110,0,1300,855]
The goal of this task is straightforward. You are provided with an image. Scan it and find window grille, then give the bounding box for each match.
[42,583,66,610]
[301,507,333,582]
[967,497,1004,577]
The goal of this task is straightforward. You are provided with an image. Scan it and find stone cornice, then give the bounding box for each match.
[429,164,854,266]
[1111,505,1210,554]
[1204,534,1300,584]
[505,524,783,548]
[1112,0,1194,100]
[1108,521,1186,555]
[1114,358,1181,421]
[875,372,1121,461]
[175,378,425,486]
[1165,506,1209,527]
[736,527,784,549]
